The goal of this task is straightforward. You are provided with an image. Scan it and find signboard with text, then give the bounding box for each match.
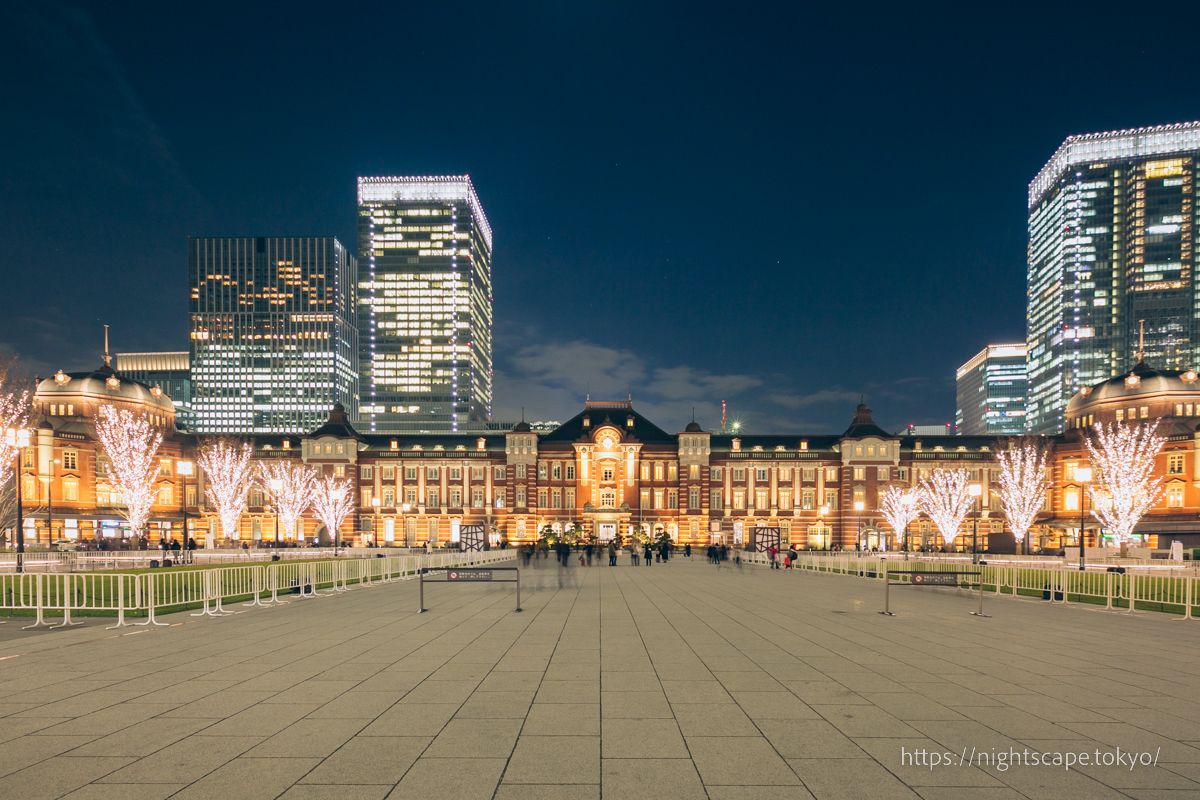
[448,569,492,582]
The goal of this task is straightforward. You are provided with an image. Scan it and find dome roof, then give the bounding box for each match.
[37,362,175,413]
[684,421,703,432]
[511,421,532,433]
[1066,360,1200,413]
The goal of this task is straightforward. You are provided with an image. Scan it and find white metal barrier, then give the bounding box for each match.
[0,550,515,626]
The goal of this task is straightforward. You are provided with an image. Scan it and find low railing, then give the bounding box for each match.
[0,549,516,628]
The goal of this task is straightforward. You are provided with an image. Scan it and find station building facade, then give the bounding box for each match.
[17,362,1200,552]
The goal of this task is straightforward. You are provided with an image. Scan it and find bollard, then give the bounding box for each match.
[418,567,426,613]
[971,571,990,618]
[879,559,894,616]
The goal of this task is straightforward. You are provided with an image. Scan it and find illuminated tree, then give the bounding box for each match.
[312,474,354,550]
[258,461,317,542]
[1085,421,1167,547]
[94,407,164,539]
[199,437,254,544]
[0,357,32,496]
[879,484,919,548]
[917,468,973,551]
[995,436,1051,553]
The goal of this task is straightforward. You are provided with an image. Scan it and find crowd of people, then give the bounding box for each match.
[517,538,695,568]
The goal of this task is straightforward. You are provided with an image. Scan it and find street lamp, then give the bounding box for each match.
[968,483,983,564]
[6,428,30,572]
[46,458,60,548]
[268,477,283,547]
[818,505,830,551]
[902,491,915,561]
[402,502,411,547]
[332,487,345,555]
[1075,465,1092,571]
[178,460,193,555]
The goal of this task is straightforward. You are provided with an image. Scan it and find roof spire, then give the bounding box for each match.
[103,324,112,367]
[692,407,695,423]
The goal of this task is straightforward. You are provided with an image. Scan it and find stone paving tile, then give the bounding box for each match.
[2,560,1199,799]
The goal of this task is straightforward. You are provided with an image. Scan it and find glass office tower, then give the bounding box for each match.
[114,351,194,429]
[357,176,493,433]
[189,237,358,434]
[1027,122,1200,433]
[955,344,1027,436]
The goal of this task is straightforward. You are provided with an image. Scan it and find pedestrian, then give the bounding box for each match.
[644,542,652,566]
[660,541,669,563]
[608,540,617,566]
[685,542,691,558]
[768,544,779,569]
[786,546,797,569]
[631,543,639,566]
[586,542,594,566]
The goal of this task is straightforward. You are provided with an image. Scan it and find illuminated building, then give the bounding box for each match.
[115,351,193,430]
[189,237,358,434]
[955,344,1027,435]
[356,176,493,433]
[1027,122,1200,433]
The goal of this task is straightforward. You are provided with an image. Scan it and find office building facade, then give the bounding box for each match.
[1027,122,1200,433]
[114,351,194,429]
[357,176,493,433]
[189,237,358,434]
[955,344,1027,436]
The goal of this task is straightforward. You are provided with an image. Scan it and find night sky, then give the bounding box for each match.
[3,1,1200,434]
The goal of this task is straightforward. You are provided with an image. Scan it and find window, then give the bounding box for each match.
[361,488,373,507]
[186,486,197,507]
[654,489,664,509]
[334,465,345,477]
[427,467,439,480]
[382,466,394,480]
[552,464,561,480]
[361,516,373,533]
[1168,454,1185,474]
[538,464,547,479]
[879,445,888,457]
[1140,407,1149,419]
[383,488,395,507]
[427,488,440,507]
[450,467,462,481]
[689,487,700,509]
[22,475,36,500]
[756,468,768,481]
[566,465,575,480]
[450,488,461,507]
[824,489,838,509]
[877,467,889,481]
[361,466,373,479]
[898,468,908,482]
[61,450,77,471]
[470,466,482,481]
[733,468,745,482]
[710,467,721,480]
[602,467,614,482]
[654,463,664,481]
[640,489,651,509]
[852,486,865,507]
[780,490,792,510]
[853,467,866,481]
[1167,484,1184,508]
[405,466,417,480]
[640,463,651,480]
[668,464,677,481]
[516,464,526,479]
[154,457,170,476]
[826,467,838,482]
[779,468,791,481]
[495,466,506,481]
[406,488,417,506]
[802,468,815,482]
[21,449,33,468]
[601,490,616,507]
[552,489,562,509]
[1064,487,1080,511]
[62,478,79,502]
[516,487,526,507]
[427,519,439,542]
[565,488,575,507]
[733,490,745,510]
[689,464,699,480]
[473,488,484,508]
[158,485,172,505]
[800,488,814,509]
[1115,409,1125,422]
[250,488,263,507]
[755,489,768,509]
[336,444,345,455]
[710,490,723,510]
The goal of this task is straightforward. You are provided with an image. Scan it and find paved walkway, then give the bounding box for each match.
[0,557,1197,799]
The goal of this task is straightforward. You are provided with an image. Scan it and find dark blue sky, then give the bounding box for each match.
[3,1,1199,433]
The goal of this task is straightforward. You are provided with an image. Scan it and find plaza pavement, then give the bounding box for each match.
[0,556,1197,800]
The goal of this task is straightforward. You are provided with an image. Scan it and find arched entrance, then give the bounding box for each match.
[314,525,332,546]
[857,527,887,551]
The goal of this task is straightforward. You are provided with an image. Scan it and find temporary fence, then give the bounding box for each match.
[0,549,515,629]
[777,552,1200,619]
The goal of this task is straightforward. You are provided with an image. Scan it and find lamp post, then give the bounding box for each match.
[268,478,282,547]
[902,491,915,561]
[46,458,60,548]
[6,428,30,572]
[1075,465,1092,571]
[333,487,345,556]
[178,460,193,552]
[968,482,983,564]
[402,502,411,548]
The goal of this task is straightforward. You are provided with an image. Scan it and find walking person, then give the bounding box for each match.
[586,542,594,566]
[644,542,653,566]
[631,542,639,566]
[608,540,617,566]
[685,542,691,558]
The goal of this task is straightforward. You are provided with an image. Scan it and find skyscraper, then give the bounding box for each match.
[1027,122,1200,433]
[189,237,358,434]
[114,351,194,429]
[955,344,1027,436]
[357,176,493,433]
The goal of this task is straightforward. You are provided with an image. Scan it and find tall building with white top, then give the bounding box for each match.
[357,176,493,433]
[1027,122,1200,433]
